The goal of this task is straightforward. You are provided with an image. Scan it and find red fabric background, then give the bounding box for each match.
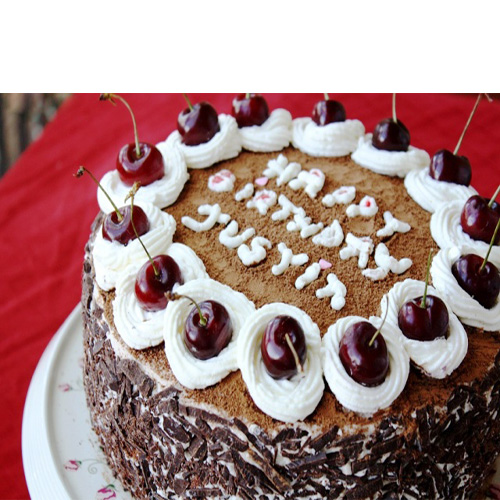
[0,93,498,499]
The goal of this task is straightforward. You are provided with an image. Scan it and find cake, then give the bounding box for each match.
[81,94,500,499]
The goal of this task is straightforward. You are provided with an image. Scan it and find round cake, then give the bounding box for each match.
[82,94,500,499]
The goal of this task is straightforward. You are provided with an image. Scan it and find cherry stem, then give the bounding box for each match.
[285,333,304,374]
[392,93,397,123]
[164,292,207,326]
[369,296,389,347]
[75,166,123,221]
[245,93,250,99]
[421,249,434,309]
[488,184,500,208]
[182,93,193,111]
[454,94,482,155]
[127,183,159,277]
[324,93,330,101]
[480,217,500,273]
[100,94,141,158]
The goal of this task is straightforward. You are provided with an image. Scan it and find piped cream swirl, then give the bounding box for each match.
[382,279,468,378]
[238,303,324,423]
[163,279,256,389]
[112,243,208,350]
[430,246,500,331]
[404,167,477,213]
[238,109,292,152]
[93,203,176,291]
[165,114,241,169]
[322,316,409,415]
[98,141,189,213]
[351,134,430,178]
[430,200,500,267]
[292,118,365,157]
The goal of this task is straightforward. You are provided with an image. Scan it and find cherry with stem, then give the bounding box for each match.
[372,93,410,152]
[75,166,149,245]
[398,249,449,342]
[100,93,164,186]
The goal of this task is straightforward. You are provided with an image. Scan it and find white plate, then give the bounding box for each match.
[22,304,133,500]
[22,305,500,499]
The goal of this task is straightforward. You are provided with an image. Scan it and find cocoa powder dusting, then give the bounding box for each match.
[102,148,499,432]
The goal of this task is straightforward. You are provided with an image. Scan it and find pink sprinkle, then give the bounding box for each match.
[255,177,268,186]
[365,200,371,207]
[212,175,224,184]
[319,259,332,270]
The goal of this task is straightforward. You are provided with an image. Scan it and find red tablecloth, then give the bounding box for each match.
[0,93,499,499]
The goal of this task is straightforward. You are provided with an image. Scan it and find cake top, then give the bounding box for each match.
[87,93,499,427]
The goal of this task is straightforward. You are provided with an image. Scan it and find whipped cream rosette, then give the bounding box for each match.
[165,114,241,169]
[163,278,255,390]
[98,140,189,213]
[382,279,468,379]
[404,167,477,213]
[93,203,176,291]
[430,200,500,267]
[292,117,365,157]
[322,315,409,416]
[238,109,292,152]
[238,303,324,423]
[351,134,430,178]
[431,246,500,331]
[112,243,208,350]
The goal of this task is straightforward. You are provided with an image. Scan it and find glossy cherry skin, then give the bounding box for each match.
[339,321,389,387]
[429,149,471,186]
[261,315,307,380]
[116,142,164,187]
[372,118,410,152]
[135,255,183,312]
[184,300,233,360]
[312,99,346,126]
[460,195,500,244]
[232,93,269,128]
[452,254,500,309]
[177,102,220,146]
[398,296,449,342]
[102,205,149,246]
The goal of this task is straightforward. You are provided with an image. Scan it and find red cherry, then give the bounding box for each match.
[460,195,500,244]
[398,296,449,341]
[261,315,306,380]
[338,321,389,387]
[177,101,220,146]
[116,142,164,187]
[452,254,499,309]
[232,93,269,128]
[102,205,149,245]
[372,118,410,152]
[312,99,346,126]
[135,255,183,312]
[184,300,233,360]
[429,149,471,186]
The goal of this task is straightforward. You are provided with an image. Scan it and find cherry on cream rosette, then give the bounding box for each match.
[322,316,409,416]
[238,109,292,152]
[238,303,324,423]
[163,278,255,389]
[404,166,477,213]
[165,114,242,169]
[381,279,468,379]
[351,133,430,178]
[292,117,365,157]
[93,202,176,291]
[112,243,208,350]
[430,200,500,267]
[430,246,500,331]
[98,140,189,213]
